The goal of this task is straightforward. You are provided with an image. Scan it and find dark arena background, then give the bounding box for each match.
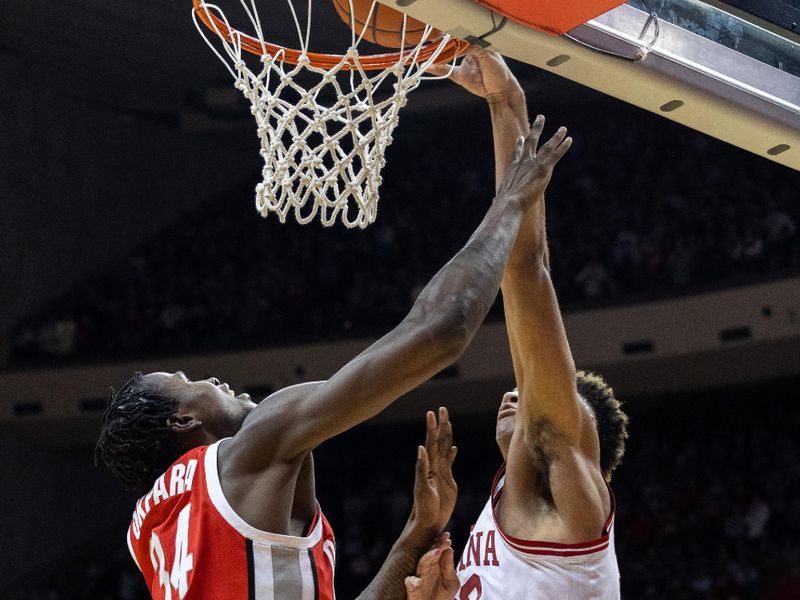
[1,1,799,599]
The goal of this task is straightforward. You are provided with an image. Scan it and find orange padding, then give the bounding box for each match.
[471,0,627,35]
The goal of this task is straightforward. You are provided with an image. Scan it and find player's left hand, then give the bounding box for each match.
[408,408,458,536]
[427,46,522,102]
[404,533,460,600]
[426,407,458,532]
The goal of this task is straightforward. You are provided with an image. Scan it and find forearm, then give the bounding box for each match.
[488,87,528,192]
[503,199,548,279]
[502,263,580,433]
[409,193,526,345]
[356,525,436,600]
[488,86,551,275]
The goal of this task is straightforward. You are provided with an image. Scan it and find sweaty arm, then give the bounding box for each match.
[497,117,606,536]
[225,125,566,473]
[456,50,585,447]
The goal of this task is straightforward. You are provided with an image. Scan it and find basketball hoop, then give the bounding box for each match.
[192,0,468,228]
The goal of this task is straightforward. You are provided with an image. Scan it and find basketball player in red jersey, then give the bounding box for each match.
[95,121,573,600]
[427,49,629,598]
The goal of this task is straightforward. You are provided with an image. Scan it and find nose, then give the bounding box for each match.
[502,391,518,405]
[208,377,221,385]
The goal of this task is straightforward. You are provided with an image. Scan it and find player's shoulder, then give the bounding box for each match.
[225,381,327,455]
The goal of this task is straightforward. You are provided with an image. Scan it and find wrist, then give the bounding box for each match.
[505,251,548,277]
[493,190,527,214]
[400,518,439,552]
[486,84,525,109]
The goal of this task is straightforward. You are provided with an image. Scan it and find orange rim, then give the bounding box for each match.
[192,0,468,71]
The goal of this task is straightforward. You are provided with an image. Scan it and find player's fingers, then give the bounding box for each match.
[440,546,455,568]
[432,531,451,550]
[405,576,422,593]
[548,136,573,165]
[438,422,453,462]
[418,547,443,573]
[415,445,431,490]
[440,547,460,589]
[528,115,545,156]
[522,122,543,160]
[438,407,452,455]
[448,445,458,466]
[463,44,484,56]
[425,410,438,457]
[426,63,451,77]
[512,136,525,162]
[451,55,477,82]
[538,126,568,157]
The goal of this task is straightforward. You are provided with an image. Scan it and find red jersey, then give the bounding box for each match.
[127,441,336,600]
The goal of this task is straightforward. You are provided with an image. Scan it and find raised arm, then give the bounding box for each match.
[226,126,572,470]
[492,102,607,537]
[438,49,573,429]
[442,49,604,534]
[357,409,458,600]
[498,136,609,538]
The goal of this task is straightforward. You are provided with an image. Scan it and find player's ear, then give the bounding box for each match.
[167,414,202,433]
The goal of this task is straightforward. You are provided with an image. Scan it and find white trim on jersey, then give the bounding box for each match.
[126,525,141,572]
[204,440,324,548]
[491,468,616,559]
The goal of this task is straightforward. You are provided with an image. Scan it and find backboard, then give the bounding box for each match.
[381,0,800,171]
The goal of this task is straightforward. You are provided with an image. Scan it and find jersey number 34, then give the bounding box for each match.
[149,504,194,600]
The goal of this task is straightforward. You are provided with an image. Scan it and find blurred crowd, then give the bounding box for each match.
[16,388,800,599]
[8,111,799,364]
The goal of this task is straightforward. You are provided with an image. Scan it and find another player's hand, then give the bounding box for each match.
[404,533,460,600]
[428,46,522,101]
[408,408,458,536]
[496,115,572,211]
[425,407,457,532]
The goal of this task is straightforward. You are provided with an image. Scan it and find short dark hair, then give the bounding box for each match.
[94,373,181,492]
[576,370,628,480]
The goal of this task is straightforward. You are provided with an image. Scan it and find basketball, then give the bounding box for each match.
[332,0,440,48]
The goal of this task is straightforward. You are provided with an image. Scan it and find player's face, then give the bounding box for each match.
[143,371,257,439]
[495,389,518,460]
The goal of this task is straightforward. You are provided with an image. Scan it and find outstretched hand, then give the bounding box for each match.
[408,407,458,536]
[427,46,522,101]
[496,115,572,211]
[404,533,460,600]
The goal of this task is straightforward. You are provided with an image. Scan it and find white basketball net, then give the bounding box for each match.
[193,1,457,228]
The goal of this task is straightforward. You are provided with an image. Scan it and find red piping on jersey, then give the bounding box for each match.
[490,463,616,557]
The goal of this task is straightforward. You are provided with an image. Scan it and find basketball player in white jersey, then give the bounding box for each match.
[424,49,629,599]
[95,121,573,600]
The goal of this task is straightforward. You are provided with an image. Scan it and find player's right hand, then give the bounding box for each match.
[427,46,522,102]
[496,115,572,211]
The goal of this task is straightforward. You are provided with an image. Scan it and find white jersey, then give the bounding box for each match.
[456,465,620,599]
